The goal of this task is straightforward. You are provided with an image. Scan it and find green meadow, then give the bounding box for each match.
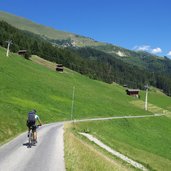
[1,46,171,170]
[73,116,171,170]
[71,88,171,170]
[140,89,171,113]
[0,47,150,143]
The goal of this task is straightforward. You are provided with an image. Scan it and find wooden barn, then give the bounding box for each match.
[56,64,64,72]
[18,50,27,56]
[126,89,140,98]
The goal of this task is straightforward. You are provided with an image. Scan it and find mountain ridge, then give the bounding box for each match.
[0,11,162,56]
[1,11,171,95]
[0,11,104,47]
[0,10,168,68]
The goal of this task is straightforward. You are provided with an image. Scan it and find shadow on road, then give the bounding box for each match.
[23,142,36,148]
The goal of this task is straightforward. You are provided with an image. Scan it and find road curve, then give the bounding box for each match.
[0,114,164,171]
[0,123,65,171]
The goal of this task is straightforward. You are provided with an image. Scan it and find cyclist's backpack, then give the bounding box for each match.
[27,111,36,125]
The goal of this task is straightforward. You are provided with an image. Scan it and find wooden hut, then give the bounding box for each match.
[126,89,140,98]
[18,50,27,57]
[56,64,64,72]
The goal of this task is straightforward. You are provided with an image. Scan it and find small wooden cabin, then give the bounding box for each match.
[18,50,27,56]
[56,64,64,72]
[126,89,140,98]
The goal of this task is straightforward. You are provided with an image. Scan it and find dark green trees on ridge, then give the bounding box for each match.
[0,20,171,96]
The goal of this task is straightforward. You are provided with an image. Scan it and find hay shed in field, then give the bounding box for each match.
[56,64,64,72]
[126,89,140,98]
[18,50,27,56]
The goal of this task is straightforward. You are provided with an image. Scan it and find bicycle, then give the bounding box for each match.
[28,124,41,148]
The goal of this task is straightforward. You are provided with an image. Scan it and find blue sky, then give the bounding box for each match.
[0,0,171,57]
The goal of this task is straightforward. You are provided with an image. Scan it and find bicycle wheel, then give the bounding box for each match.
[28,131,32,147]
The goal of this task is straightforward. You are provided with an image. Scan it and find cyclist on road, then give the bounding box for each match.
[27,109,42,143]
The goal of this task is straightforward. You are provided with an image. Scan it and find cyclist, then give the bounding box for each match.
[27,109,42,143]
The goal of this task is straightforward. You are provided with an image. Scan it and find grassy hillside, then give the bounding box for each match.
[0,11,73,40]
[64,124,134,171]
[69,89,171,170]
[74,116,171,171]
[0,11,103,47]
[1,46,171,170]
[1,10,171,78]
[0,46,151,144]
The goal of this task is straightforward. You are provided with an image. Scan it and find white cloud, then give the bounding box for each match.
[133,45,151,51]
[133,45,162,54]
[167,51,171,56]
[151,47,162,54]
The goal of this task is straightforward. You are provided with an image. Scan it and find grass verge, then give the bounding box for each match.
[64,123,136,171]
[73,116,171,171]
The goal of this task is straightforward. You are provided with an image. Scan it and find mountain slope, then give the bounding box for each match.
[0,21,155,89]
[1,10,171,74]
[93,43,171,78]
[0,46,151,144]
[1,20,171,96]
[1,46,171,171]
[0,11,103,47]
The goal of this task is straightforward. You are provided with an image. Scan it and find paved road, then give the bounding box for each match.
[0,114,164,171]
[0,123,65,171]
[74,113,164,123]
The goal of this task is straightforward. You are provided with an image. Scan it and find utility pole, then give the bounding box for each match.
[144,85,149,111]
[71,86,75,122]
[6,40,12,57]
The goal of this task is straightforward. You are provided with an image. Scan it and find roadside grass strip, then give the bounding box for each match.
[80,132,148,171]
[64,124,133,171]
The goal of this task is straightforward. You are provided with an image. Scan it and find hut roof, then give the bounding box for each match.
[18,50,27,53]
[126,89,140,92]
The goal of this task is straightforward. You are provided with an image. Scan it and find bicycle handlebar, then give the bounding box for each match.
[36,124,42,128]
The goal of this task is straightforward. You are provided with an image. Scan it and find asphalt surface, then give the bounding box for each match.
[0,123,65,171]
[0,114,164,171]
[74,113,164,122]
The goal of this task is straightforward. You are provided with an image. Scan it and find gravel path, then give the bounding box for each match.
[80,132,148,171]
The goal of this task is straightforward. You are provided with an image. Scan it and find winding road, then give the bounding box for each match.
[0,114,164,171]
[0,123,65,171]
